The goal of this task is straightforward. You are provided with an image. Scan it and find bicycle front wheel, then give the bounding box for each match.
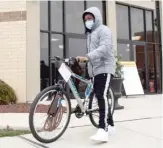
[88,87,115,128]
[29,85,71,143]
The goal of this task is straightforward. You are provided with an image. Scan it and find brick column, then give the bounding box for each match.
[106,1,117,53]
[26,1,40,102]
[0,1,40,103]
[0,1,27,102]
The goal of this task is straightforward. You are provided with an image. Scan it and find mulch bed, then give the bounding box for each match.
[0,103,67,113]
[0,103,50,113]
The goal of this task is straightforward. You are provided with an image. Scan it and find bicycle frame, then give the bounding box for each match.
[67,73,93,113]
[58,61,97,113]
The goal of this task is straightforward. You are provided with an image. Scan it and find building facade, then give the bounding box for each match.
[0,1,162,103]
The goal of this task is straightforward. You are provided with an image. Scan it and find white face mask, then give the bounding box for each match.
[85,20,94,30]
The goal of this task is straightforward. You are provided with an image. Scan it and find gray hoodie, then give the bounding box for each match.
[83,7,116,77]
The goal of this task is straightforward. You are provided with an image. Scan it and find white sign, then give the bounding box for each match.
[58,63,71,82]
[121,62,144,95]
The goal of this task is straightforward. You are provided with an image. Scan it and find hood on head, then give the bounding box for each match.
[82,7,102,32]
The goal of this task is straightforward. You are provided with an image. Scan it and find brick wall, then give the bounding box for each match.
[0,1,27,102]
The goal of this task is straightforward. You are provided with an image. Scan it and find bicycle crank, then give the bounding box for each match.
[74,105,84,119]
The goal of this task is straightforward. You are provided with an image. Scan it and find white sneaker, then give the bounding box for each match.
[90,128,108,142]
[108,125,116,136]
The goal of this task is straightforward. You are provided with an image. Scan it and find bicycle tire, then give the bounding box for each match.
[29,85,71,143]
[88,87,115,128]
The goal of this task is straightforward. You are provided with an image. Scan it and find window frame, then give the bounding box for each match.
[116,2,157,44]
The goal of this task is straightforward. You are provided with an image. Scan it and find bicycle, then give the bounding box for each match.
[29,56,115,143]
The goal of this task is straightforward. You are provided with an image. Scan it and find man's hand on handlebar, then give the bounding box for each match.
[76,56,88,63]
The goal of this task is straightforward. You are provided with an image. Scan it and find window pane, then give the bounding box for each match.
[86,1,103,20]
[116,4,129,39]
[154,10,157,33]
[154,11,160,43]
[117,43,130,61]
[131,8,144,41]
[51,34,63,84]
[147,44,156,93]
[155,44,161,92]
[67,37,87,57]
[40,33,49,90]
[134,45,147,92]
[51,1,63,32]
[67,37,87,97]
[146,11,153,42]
[51,34,63,58]
[40,1,48,30]
[65,1,84,34]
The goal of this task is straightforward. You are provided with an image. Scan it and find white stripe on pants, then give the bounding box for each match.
[103,74,111,130]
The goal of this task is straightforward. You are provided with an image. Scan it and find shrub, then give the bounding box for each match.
[0,80,17,105]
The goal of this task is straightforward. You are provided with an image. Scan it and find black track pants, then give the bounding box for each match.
[93,73,114,131]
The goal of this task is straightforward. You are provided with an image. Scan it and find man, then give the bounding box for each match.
[76,7,116,142]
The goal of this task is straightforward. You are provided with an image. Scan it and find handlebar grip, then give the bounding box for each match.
[51,56,63,61]
[50,57,56,60]
[83,60,88,63]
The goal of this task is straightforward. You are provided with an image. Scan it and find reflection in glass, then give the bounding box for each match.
[40,1,48,30]
[116,4,129,39]
[155,44,161,92]
[147,44,156,93]
[65,1,84,34]
[154,17,160,43]
[51,34,63,84]
[40,33,49,90]
[67,37,87,96]
[51,34,63,58]
[131,8,144,41]
[68,37,87,57]
[134,45,147,91]
[51,1,63,32]
[117,43,130,61]
[146,11,153,32]
[146,11,153,42]
[154,10,158,33]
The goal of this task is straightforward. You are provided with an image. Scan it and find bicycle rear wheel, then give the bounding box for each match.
[29,85,71,143]
[88,87,115,128]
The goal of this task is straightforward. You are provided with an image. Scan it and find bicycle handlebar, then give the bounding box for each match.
[50,56,80,67]
[51,56,88,64]
[50,56,64,61]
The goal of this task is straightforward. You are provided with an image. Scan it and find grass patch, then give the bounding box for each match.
[0,129,31,138]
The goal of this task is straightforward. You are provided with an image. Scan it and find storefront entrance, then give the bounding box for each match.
[116,2,162,94]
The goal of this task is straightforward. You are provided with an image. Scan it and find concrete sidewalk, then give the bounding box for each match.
[0,95,162,130]
[0,95,162,148]
[0,116,162,148]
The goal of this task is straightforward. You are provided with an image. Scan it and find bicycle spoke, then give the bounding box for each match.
[29,87,71,143]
